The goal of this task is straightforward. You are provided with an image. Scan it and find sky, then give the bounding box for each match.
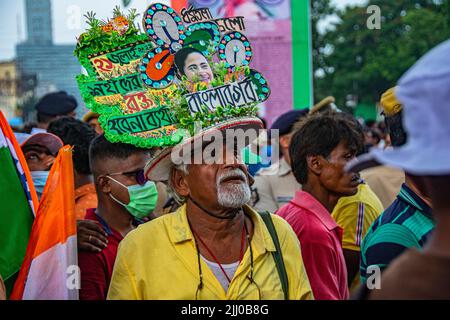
[0,0,366,61]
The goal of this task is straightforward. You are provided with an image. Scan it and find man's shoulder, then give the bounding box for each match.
[335,184,382,209]
[362,207,419,249]
[276,203,329,237]
[120,213,174,248]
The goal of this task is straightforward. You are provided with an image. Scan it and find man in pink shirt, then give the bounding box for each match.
[277,112,364,300]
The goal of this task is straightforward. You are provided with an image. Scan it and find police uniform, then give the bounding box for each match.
[251,157,301,213]
[250,109,308,213]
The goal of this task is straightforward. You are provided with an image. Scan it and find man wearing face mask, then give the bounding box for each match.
[78,135,159,300]
[18,132,64,199]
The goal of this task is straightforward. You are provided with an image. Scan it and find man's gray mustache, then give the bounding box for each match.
[218,169,248,185]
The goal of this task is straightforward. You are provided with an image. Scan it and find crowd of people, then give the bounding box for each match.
[1,34,449,301]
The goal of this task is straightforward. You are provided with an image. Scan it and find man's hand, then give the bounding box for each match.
[77,220,108,253]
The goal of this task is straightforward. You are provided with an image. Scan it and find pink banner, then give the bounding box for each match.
[190,0,293,127]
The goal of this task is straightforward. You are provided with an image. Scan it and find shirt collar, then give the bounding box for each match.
[88,208,137,238]
[92,209,113,236]
[278,158,292,176]
[398,183,433,218]
[291,190,340,231]
[169,204,276,254]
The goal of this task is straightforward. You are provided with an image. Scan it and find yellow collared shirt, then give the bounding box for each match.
[332,183,384,291]
[107,204,313,300]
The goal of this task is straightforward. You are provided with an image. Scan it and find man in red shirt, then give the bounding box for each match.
[277,112,364,300]
[78,135,158,300]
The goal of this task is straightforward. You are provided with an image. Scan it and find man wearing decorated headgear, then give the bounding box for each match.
[103,3,312,300]
[73,3,312,300]
[108,126,313,300]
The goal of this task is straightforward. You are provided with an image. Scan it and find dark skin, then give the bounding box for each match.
[22,145,55,171]
[171,145,254,264]
[77,152,150,252]
[87,117,104,135]
[422,175,450,258]
[302,142,360,212]
[343,250,360,287]
[301,141,360,286]
[74,171,94,190]
[279,133,292,165]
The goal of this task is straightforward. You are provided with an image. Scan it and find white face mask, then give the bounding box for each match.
[31,170,49,199]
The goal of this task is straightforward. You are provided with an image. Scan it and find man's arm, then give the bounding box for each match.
[300,240,348,300]
[343,249,360,287]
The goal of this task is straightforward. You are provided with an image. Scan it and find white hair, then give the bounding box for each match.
[168,164,189,204]
[216,168,251,208]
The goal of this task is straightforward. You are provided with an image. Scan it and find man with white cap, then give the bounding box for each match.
[357,87,434,287]
[348,39,450,299]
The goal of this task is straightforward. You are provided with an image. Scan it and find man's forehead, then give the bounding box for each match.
[97,152,149,172]
[333,141,357,154]
[22,144,51,154]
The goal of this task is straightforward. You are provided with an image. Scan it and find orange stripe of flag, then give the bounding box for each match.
[10,146,76,299]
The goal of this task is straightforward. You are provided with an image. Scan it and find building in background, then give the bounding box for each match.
[0,60,19,120]
[15,0,82,121]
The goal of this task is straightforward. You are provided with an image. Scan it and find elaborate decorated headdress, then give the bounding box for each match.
[75,3,271,179]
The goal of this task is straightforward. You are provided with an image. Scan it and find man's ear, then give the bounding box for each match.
[171,168,190,197]
[306,155,323,177]
[279,134,291,149]
[97,176,112,194]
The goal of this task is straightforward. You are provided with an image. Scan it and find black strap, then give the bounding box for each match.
[258,211,289,300]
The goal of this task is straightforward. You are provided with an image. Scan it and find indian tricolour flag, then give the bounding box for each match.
[0,111,38,297]
[10,145,78,300]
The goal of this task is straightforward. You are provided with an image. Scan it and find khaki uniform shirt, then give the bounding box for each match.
[252,158,301,213]
[360,166,405,209]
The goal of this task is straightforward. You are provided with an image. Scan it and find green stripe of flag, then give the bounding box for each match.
[0,145,34,296]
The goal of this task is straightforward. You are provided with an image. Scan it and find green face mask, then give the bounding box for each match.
[108,177,159,219]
